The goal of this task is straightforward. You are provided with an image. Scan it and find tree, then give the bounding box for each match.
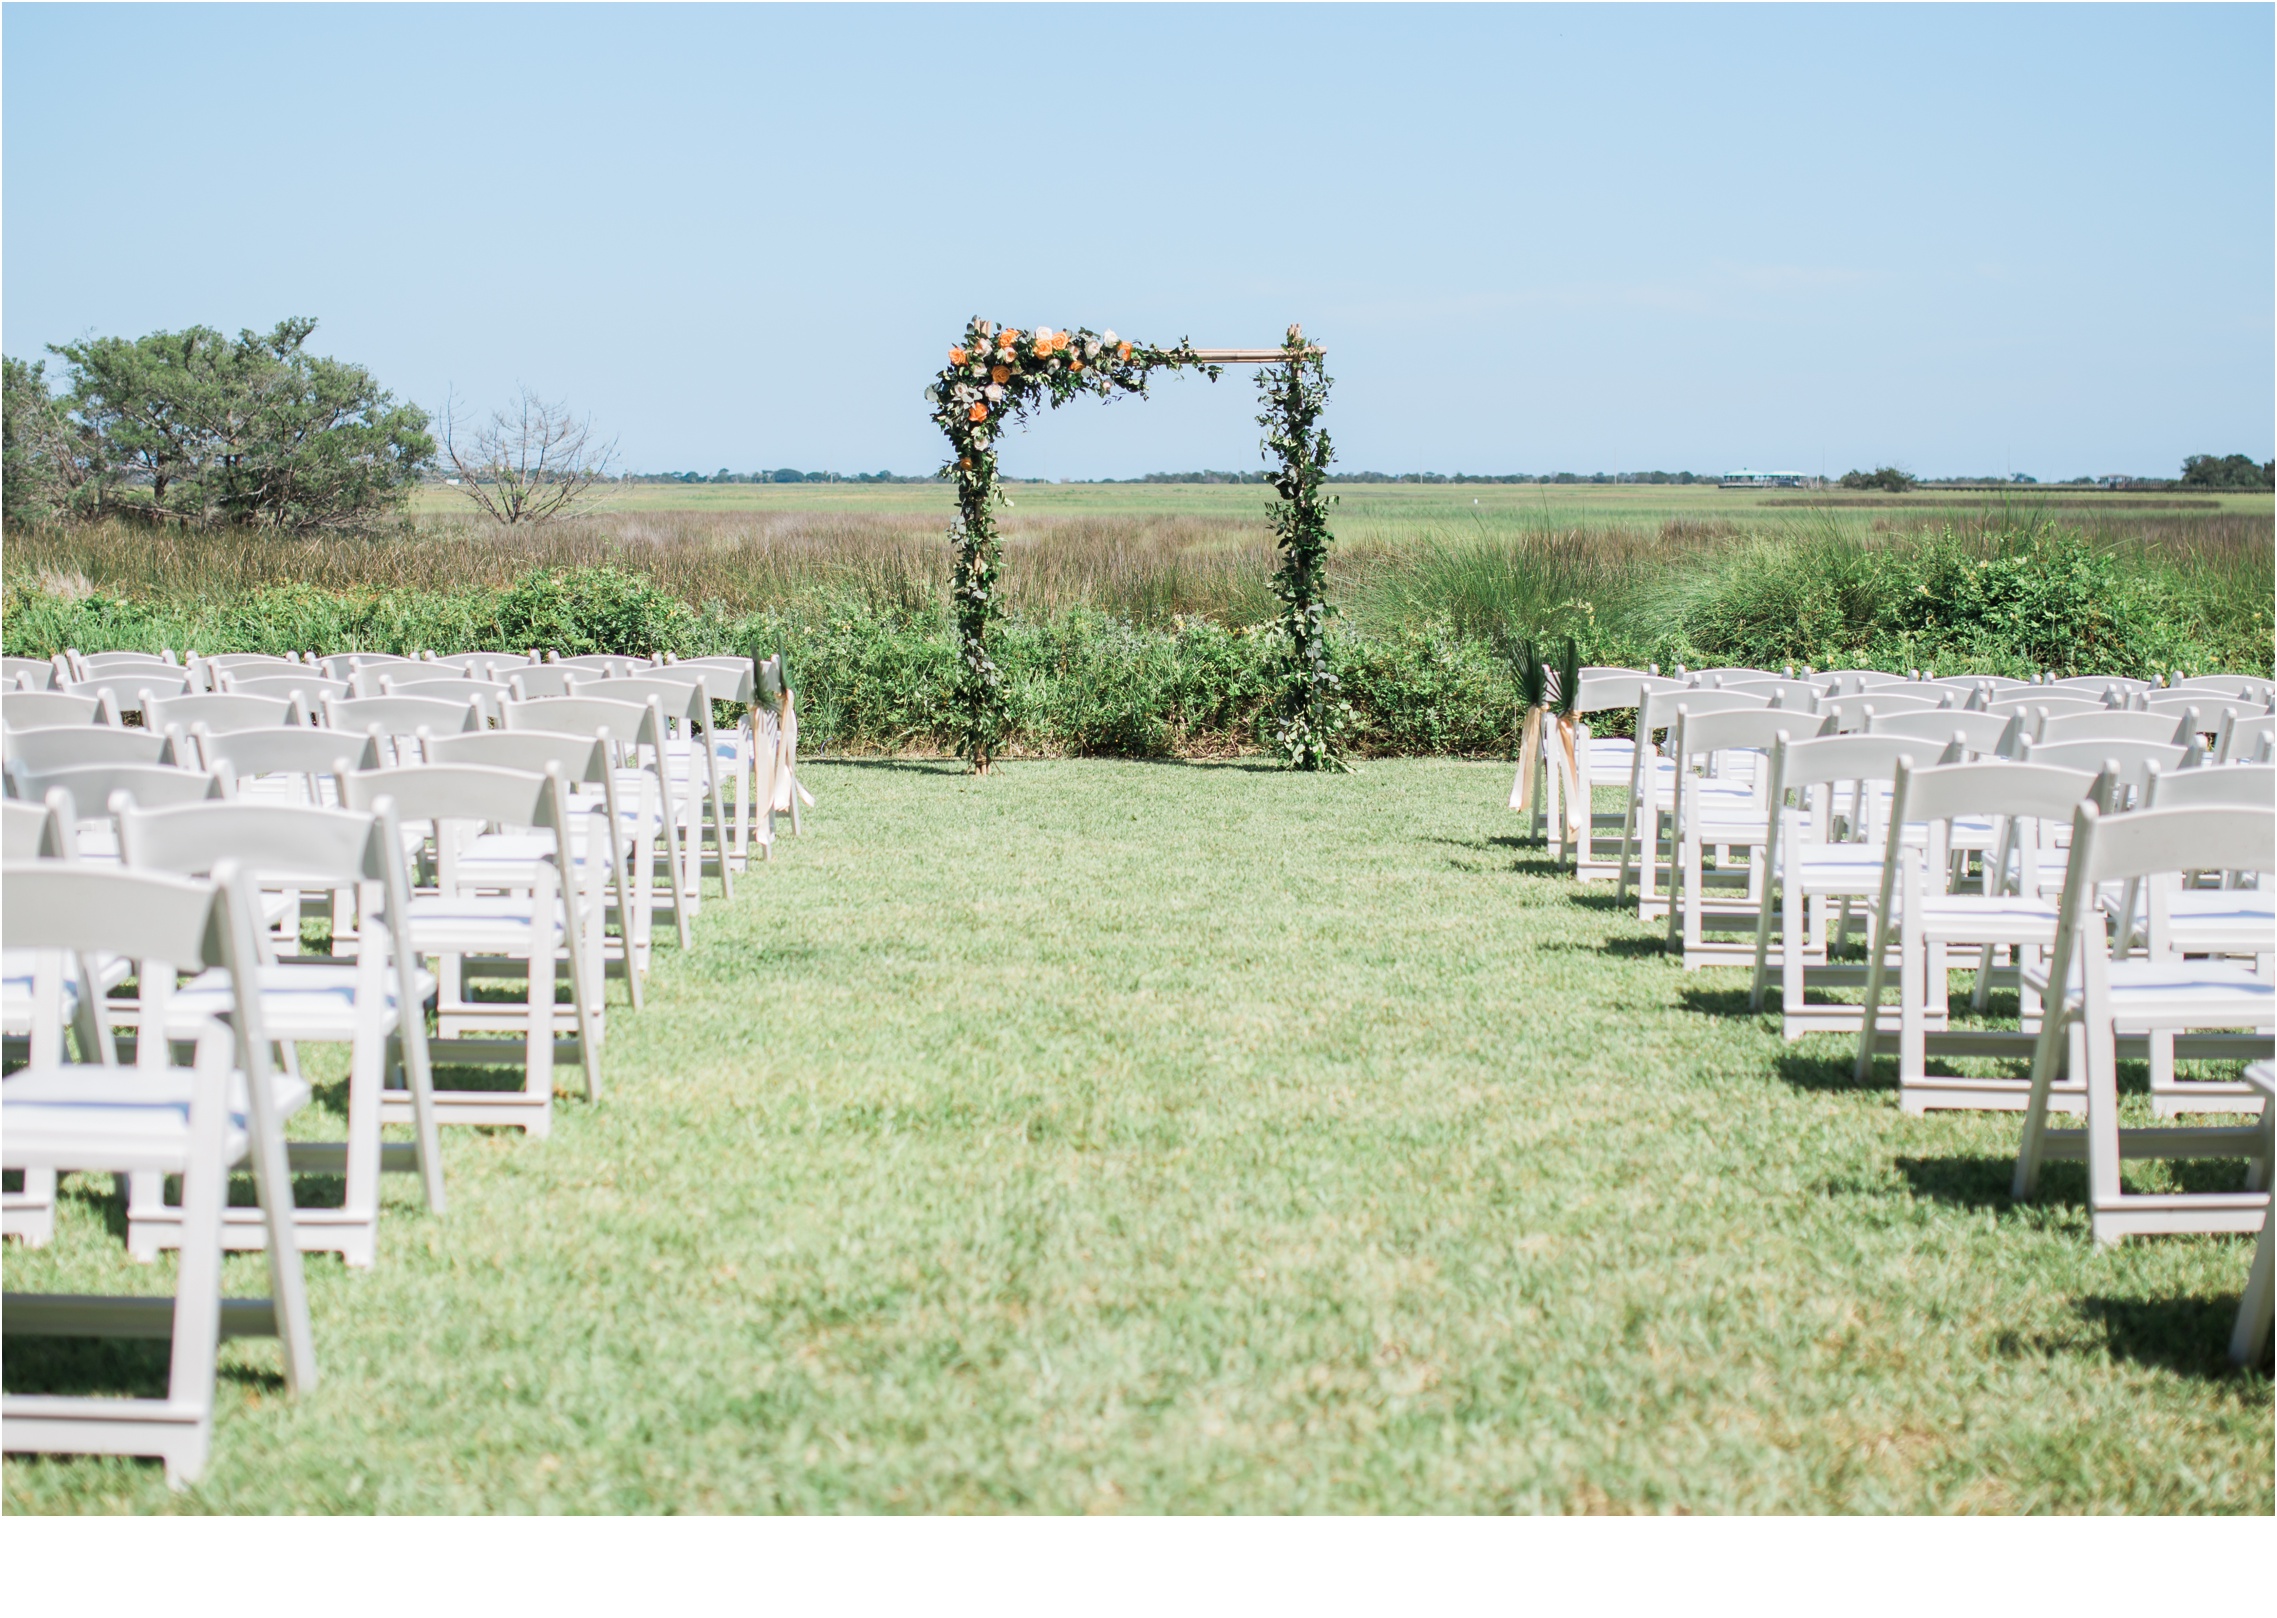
[2,357,92,524]
[44,317,433,530]
[1839,466,1914,492]
[439,388,617,525]
[2180,453,2273,490]
[771,467,805,483]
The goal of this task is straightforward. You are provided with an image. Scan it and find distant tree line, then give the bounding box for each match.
[617,468,929,485]
[4,317,434,532]
[2179,453,2274,490]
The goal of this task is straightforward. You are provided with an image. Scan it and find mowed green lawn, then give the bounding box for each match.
[5,758,2269,1512]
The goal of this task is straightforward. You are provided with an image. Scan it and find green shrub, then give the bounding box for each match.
[5,526,2266,759]
[493,567,698,657]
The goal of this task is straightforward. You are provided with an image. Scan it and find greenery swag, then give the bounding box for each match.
[1256,326,1343,769]
[930,319,1340,772]
[929,320,1221,772]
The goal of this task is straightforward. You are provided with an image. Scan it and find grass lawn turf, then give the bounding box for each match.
[5,757,2269,1512]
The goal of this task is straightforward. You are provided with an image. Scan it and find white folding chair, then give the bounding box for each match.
[1615,688,1769,919]
[2,656,58,691]
[4,725,180,793]
[1,793,77,1244]
[548,653,653,678]
[1663,706,1792,968]
[2169,673,2275,704]
[2011,803,2275,1245]
[506,667,580,701]
[64,670,195,719]
[11,763,231,865]
[117,800,446,1266]
[145,691,308,737]
[1523,671,1684,878]
[2220,712,2277,765]
[322,694,484,766]
[2034,709,2200,748]
[342,762,604,1132]
[577,673,738,898]
[4,688,122,730]
[1814,691,1951,734]
[379,674,513,725]
[1750,730,1954,1036]
[1,862,317,1487]
[2017,736,2193,808]
[1854,759,2099,1112]
[224,672,351,706]
[419,728,645,1005]
[1867,708,2016,758]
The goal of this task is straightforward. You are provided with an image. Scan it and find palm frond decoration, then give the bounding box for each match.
[1550,636,1584,719]
[1505,633,1550,712]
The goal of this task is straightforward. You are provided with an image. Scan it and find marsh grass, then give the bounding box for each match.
[5,495,2267,757]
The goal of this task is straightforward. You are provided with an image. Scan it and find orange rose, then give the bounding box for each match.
[949,346,967,365]
[968,402,988,421]
[1000,329,1019,344]
[1118,340,1132,361]
[991,365,1009,385]
[1069,357,1084,372]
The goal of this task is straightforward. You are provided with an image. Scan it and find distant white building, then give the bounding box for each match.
[1719,469,1806,488]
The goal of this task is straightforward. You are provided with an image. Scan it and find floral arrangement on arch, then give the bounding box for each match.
[929,320,1221,772]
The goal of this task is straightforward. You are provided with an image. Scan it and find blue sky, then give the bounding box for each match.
[4,2,2270,479]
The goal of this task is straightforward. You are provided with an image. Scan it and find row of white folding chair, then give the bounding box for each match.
[1854,755,2271,1116]
[12,742,605,1137]
[2010,801,2273,1246]
[3,859,317,1487]
[112,799,447,1269]
[4,770,431,1227]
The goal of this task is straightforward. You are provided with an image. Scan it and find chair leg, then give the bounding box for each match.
[2084,1010,2126,1247]
[340,1015,385,1268]
[2231,1204,2275,1366]
[2011,1011,2072,1201]
[163,1078,227,1489]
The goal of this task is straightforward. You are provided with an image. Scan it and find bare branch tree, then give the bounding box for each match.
[439,386,617,525]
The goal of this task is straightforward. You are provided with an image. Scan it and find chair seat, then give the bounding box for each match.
[2,1064,310,1174]
[163,962,437,1041]
[1909,892,2061,946]
[2023,958,2277,1027]
[2159,890,2277,954]
[404,893,562,951]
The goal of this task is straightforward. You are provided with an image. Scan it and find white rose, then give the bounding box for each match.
[1083,339,1099,359]
[1102,330,1117,346]
[984,383,1004,402]
[1035,327,1054,340]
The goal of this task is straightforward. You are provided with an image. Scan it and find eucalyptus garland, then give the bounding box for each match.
[1256,326,1345,769]
[929,319,1220,772]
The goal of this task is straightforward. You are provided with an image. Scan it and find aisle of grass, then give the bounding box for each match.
[5,758,2269,1512]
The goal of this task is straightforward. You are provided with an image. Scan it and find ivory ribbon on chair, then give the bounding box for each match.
[1510,704,1546,811]
[1552,714,1585,844]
